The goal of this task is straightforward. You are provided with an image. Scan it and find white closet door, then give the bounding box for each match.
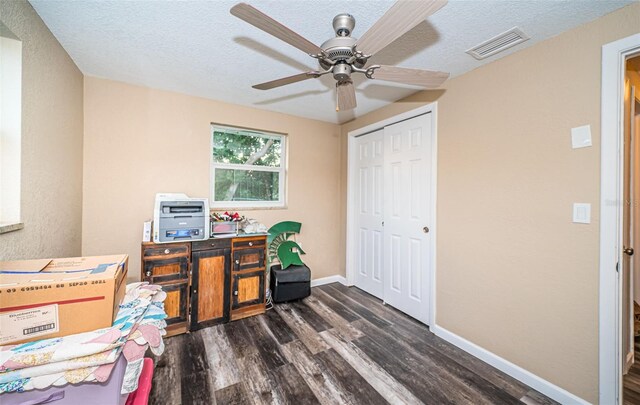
[383,114,433,324]
[353,129,385,298]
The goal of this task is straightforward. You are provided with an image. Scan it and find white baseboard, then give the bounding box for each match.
[431,325,589,405]
[311,275,347,287]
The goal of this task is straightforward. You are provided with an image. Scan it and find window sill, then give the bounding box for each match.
[0,222,24,234]
[211,205,288,211]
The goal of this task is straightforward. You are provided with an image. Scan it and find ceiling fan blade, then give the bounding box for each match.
[231,3,324,56]
[336,81,357,111]
[370,65,449,88]
[253,71,321,90]
[355,0,447,57]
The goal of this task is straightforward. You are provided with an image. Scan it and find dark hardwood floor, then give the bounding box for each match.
[623,338,640,404]
[149,283,557,405]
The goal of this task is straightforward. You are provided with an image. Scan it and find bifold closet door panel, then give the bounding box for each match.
[353,129,385,299]
[382,113,433,324]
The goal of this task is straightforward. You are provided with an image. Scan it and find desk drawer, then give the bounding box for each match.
[232,237,266,250]
[143,243,190,259]
[143,256,189,282]
[192,238,231,252]
[233,248,265,271]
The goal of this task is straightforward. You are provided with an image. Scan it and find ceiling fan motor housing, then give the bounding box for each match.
[333,13,355,37]
[319,13,366,72]
[319,36,366,70]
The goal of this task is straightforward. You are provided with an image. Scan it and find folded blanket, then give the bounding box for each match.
[0,282,167,394]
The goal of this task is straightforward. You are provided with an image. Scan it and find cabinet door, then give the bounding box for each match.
[190,248,230,330]
[231,270,265,310]
[161,281,189,326]
[143,256,189,283]
[233,248,265,272]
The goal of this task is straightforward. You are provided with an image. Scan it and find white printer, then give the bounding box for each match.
[153,193,210,243]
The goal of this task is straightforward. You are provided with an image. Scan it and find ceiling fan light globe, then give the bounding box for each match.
[333,63,352,81]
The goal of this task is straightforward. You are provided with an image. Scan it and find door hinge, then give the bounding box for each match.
[616,262,620,273]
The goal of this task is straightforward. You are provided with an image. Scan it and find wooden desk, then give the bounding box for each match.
[141,234,267,337]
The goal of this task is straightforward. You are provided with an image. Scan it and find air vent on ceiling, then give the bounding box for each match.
[466,27,530,60]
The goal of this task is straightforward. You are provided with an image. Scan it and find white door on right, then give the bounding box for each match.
[383,113,433,324]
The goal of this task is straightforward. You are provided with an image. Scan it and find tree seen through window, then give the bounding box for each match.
[211,128,285,207]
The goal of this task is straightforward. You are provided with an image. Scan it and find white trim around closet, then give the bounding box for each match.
[345,102,439,327]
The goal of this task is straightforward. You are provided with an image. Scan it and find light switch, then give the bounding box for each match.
[573,203,591,224]
[571,125,592,149]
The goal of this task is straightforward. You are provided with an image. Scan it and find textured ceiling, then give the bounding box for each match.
[30,0,632,124]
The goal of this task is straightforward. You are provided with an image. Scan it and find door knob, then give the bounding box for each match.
[234,291,238,296]
[248,242,253,247]
[624,247,635,256]
[423,226,429,233]
[235,260,240,264]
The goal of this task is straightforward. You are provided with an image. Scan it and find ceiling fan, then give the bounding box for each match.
[230,0,450,112]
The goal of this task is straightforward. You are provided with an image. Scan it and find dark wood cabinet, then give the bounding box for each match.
[190,248,230,330]
[230,236,267,321]
[141,235,266,336]
[141,242,191,336]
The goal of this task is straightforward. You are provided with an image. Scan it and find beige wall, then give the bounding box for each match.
[341,4,640,403]
[0,1,83,260]
[10,0,640,400]
[83,77,341,281]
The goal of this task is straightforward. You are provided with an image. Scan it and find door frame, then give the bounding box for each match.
[600,33,640,405]
[346,102,439,326]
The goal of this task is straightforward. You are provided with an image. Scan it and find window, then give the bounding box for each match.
[211,125,286,208]
[0,22,22,231]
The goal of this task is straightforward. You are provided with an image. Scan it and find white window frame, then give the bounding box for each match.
[210,124,287,209]
[0,26,23,233]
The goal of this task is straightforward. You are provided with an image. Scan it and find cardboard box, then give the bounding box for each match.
[0,255,128,346]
